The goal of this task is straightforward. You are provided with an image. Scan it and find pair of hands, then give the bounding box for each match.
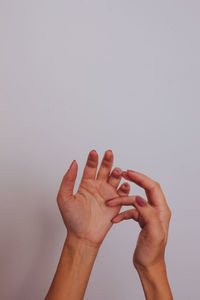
[57,149,172,269]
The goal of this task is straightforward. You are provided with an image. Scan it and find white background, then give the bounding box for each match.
[1,1,200,299]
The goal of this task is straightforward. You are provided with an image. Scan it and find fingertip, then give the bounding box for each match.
[66,161,78,180]
[122,182,130,190]
[69,160,75,168]
[107,149,113,153]
[135,195,147,207]
[67,160,77,172]
[112,167,122,177]
[111,218,120,223]
[105,149,113,160]
[72,160,78,170]
[91,149,97,153]
[89,150,98,160]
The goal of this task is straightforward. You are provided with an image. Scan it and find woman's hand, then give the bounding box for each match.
[46,150,131,300]
[105,169,172,269]
[57,150,130,248]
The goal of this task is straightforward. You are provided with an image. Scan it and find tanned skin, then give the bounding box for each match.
[45,150,173,300]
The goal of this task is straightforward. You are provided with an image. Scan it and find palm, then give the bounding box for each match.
[57,150,129,246]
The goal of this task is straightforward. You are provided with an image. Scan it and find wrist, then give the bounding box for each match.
[65,232,101,255]
[134,259,166,274]
[135,261,173,300]
[45,232,99,300]
[135,260,169,286]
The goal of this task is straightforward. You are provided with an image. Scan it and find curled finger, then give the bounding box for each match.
[106,195,137,207]
[111,209,139,223]
[117,182,130,196]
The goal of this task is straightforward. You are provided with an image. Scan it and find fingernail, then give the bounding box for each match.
[70,160,75,168]
[123,183,129,188]
[90,149,96,153]
[135,196,146,207]
[89,150,96,158]
[105,149,113,160]
[114,167,122,175]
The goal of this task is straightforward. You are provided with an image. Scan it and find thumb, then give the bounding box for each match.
[59,160,78,198]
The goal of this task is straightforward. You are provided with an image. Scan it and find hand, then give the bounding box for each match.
[105,170,172,269]
[57,150,130,248]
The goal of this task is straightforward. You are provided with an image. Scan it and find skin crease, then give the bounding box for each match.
[57,150,130,247]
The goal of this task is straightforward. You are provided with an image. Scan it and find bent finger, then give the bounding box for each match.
[111,209,139,223]
[122,170,167,207]
[107,167,122,189]
[107,195,158,225]
[106,195,136,207]
[117,182,130,196]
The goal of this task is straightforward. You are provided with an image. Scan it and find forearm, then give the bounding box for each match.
[135,261,173,300]
[45,233,99,300]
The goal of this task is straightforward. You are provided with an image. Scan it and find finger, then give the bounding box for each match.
[122,170,167,207]
[121,171,131,180]
[106,195,136,207]
[107,195,157,225]
[59,160,78,198]
[111,208,139,223]
[107,167,122,188]
[96,150,114,181]
[131,195,159,225]
[117,182,130,196]
[80,150,98,182]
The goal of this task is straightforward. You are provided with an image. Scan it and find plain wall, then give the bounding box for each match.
[1,1,200,299]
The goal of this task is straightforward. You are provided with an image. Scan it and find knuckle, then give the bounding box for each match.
[154,228,166,243]
[155,181,161,188]
[150,181,160,190]
[164,205,172,218]
[167,208,172,218]
[56,191,60,201]
[158,232,166,244]
[56,191,64,206]
[56,193,61,205]
[102,159,111,168]
[150,228,166,245]
[152,209,159,219]
[87,160,95,168]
